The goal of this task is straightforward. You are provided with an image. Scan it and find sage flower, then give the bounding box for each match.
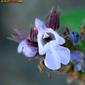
[17,39,38,57]
[71,51,84,71]
[35,18,70,70]
[67,32,81,44]
[9,27,38,57]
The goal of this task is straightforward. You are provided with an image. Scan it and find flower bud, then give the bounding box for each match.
[45,7,60,30]
[29,26,38,42]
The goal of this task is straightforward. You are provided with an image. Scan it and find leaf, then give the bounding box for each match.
[77,39,85,52]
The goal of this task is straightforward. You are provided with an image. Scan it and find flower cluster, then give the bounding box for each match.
[9,8,85,85]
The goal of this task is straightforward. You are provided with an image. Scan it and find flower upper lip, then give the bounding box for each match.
[35,18,65,44]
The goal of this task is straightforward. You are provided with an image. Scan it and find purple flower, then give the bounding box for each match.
[10,18,70,70]
[17,39,38,57]
[71,51,84,71]
[16,29,38,57]
[9,27,38,57]
[35,18,70,70]
[67,32,81,44]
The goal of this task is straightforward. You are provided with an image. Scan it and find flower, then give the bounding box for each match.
[67,32,81,44]
[9,27,38,57]
[16,27,38,57]
[71,51,84,71]
[17,39,38,57]
[35,18,71,70]
[29,26,38,42]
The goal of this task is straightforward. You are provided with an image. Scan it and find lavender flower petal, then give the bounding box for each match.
[44,42,61,70]
[35,18,46,33]
[74,63,82,71]
[37,33,46,55]
[44,40,70,70]
[17,40,37,57]
[56,46,70,65]
[46,28,65,45]
[71,51,84,71]
[67,32,81,43]
[71,51,84,62]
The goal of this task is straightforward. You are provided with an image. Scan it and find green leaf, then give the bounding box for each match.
[77,39,85,52]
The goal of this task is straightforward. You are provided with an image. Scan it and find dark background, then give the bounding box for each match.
[0,0,85,85]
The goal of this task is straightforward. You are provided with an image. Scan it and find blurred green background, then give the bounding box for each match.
[0,0,85,85]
